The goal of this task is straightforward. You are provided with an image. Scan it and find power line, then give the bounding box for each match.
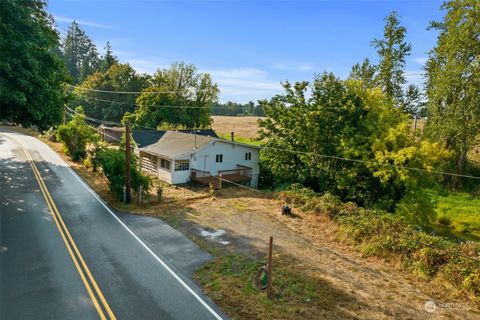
[64,109,480,263]
[77,96,220,110]
[64,107,480,181]
[70,94,260,111]
[67,84,206,95]
[65,111,124,143]
[65,105,121,126]
[261,146,480,181]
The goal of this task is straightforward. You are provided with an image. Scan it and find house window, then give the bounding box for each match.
[245,152,251,160]
[216,154,223,163]
[175,159,190,171]
[160,158,171,170]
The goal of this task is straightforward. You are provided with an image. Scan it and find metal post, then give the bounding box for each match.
[267,236,273,300]
[218,174,222,191]
[125,121,131,204]
[414,115,418,131]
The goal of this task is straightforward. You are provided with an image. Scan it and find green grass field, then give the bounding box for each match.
[217,132,263,146]
[427,190,480,238]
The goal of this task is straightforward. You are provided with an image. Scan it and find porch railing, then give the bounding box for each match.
[218,165,252,178]
[191,168,212,182]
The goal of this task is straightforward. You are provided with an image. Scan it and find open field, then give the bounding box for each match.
[212,116,265,139]
[213,115,428,141]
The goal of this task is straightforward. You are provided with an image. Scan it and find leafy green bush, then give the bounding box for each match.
[96,148,150,200]
[56,106,98,161]
[279,184,480,299]
[395,189,437,226]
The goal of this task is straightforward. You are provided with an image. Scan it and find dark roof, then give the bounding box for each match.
[132,129,218,148]
[132,130,166,148]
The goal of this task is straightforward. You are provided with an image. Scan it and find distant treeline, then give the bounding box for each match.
[211,101,265,117]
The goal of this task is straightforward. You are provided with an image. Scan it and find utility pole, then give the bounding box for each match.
[125,121,131,204]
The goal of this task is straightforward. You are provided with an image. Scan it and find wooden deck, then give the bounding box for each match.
[191,165,252,188]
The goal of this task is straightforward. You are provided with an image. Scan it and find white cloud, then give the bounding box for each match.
[412,57,428,65]
[272,63,313,72]
[203,68,283,102]
[405,70,425,87]
[53,14,113,29]
[116,59,283,102]
[127,58,169,74]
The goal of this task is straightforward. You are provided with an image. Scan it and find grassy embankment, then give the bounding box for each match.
[279,185,480,302]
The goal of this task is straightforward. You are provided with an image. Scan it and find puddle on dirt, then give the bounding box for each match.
[198,228,231,245]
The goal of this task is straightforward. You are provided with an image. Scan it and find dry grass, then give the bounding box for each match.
[12,126,478,319]
[212,116,425,140]
[212,116,265,139]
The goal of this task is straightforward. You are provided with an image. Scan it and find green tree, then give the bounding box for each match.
[99,41,118,72]
[56,106,98,161]
[75,63,148,122]
[133,62,219,129]
[96,148,150,200]
[61,21,100,83]
[0,0,69,129]
[425,0,480,184]
[259,74,449,209]
[349,58,378,88]
[372,11,412,102]
[403,84,425,116]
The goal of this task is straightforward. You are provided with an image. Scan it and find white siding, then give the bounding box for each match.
[190,141,260,187]
[157,166,173,184]
[171,157,192,184]
[140,140,260,187]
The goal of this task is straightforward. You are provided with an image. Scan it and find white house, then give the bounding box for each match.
[138,131,260,187]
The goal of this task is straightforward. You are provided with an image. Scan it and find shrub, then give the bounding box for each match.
[396,189,437,226]
[437,215,452,226]
[278,184,480,299]
[56,106,98,161]
[97,148,150,200]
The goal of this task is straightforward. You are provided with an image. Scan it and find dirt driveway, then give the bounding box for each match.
[154,185,479,320]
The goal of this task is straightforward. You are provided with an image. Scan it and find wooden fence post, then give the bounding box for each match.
[267,236,273,300]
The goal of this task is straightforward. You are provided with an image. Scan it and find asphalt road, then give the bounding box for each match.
[0,129,227,320]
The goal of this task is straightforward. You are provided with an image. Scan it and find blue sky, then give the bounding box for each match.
[48,0,444,103]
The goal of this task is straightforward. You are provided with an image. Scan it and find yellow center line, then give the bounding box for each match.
[5,134,116,320]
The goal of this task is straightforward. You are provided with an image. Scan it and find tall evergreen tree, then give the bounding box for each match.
[403,84,425,117]
[372,11,412,102]
[349,58,378,88]
[99,41,118,72]
[61,21,100,83]
[425,0,480,183]
[0,0,69,129]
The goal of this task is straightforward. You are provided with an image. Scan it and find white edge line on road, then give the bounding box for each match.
[68,162,224,320]
[11,133,224,320]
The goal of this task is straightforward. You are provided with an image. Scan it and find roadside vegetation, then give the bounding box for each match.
[2,0,480,318]
[279,185,480,300]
